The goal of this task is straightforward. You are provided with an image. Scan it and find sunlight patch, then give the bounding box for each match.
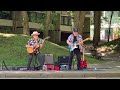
[115,66,120,68]
[0,33,16,37]
[20,34,28,37]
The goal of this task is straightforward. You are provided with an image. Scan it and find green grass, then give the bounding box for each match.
[0,33,104,66]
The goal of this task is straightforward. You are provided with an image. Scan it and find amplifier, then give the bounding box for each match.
[58,56,69,64]
[44,54,54,64]
[60,64,69,71]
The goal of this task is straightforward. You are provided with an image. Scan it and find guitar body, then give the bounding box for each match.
[26,36,50,54]
[83,59,87,68]
[68,41,78,52]
[80,60,84,69]
[68,37,92,52]
[27,47,35,54]
[80,59,87,69]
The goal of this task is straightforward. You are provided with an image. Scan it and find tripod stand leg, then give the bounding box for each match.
[1,61,9,71]
[3,61,9,70]
[1,62,3,70]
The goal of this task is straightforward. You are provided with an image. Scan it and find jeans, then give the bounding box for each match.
[68,49,81,70]
[27,53,44,70]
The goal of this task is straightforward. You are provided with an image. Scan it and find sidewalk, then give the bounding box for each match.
[0,61,120,78]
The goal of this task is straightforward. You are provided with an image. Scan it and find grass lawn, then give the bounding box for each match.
[0,33,104,67]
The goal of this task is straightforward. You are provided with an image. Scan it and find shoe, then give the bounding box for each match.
[27,68,30,70]
[77,68,83,70]
[68,68,71,70]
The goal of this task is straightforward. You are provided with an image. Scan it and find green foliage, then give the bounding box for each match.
[101,11,120,24]
[84,40,93,44]
[98,38,120,52]
[0,26,12,33]
[0,11,12,19]
[50,12,60,30]
[99,38,120,46]
[28,12,46,30]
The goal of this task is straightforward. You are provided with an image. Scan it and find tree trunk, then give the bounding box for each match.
[21,11,30,35]
[108,11,114,42]
[12,11,17,33]
[93,11,101,48]
[74,11,85,36]
[54,13,60,43]
[67,11,74,30]
[44,11,51,38]
[83,11,90,39]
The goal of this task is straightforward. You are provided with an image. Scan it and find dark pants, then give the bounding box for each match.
[68,49,81,70]
[27,53,44,70]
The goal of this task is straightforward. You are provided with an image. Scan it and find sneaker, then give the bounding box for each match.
[68,68,71,70]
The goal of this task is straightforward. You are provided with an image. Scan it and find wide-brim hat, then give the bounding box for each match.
[31,31,40,36]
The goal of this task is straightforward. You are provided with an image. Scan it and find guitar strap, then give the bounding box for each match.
[73,36,77,43]
[73,35,80,50]
[34,39,40,54]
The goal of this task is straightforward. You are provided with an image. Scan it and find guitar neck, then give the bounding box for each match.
[83,38,90,42]
[82,47,85,61]
[75,38,90,45]
[43,36,50,41]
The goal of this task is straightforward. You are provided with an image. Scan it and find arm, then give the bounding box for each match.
[25,44,33,48]
[39,40,44,49]
[66,35,74,46]
[78,40,83,45]
[25,39,34,48]
[66,39,73,46]
[78,35,83,45]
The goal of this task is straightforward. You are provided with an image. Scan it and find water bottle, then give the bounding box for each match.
[43,65,47,71]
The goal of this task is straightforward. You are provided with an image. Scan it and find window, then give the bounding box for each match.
[28,11,45,23]
[0,11,12,20]
[68,16,71,26]
[28,12,37,22]
[61,16,65,25]
[61,16,71,26]
[36,13,45,23]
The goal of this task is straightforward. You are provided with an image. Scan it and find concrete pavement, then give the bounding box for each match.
[0,60,120,79]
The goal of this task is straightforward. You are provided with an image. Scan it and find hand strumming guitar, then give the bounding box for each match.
[78,40,83,45]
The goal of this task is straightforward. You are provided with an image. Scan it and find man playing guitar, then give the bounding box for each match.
[26,31,44,70]
[66,28,83,70]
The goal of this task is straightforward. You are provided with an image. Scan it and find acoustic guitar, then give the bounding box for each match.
[27,36,50,54]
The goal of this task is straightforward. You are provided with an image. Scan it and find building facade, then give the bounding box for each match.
[0,11,91,43]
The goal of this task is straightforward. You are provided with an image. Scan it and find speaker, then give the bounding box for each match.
[44,54,54,64]
[60,64,69,70]
[58,56,69,64]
